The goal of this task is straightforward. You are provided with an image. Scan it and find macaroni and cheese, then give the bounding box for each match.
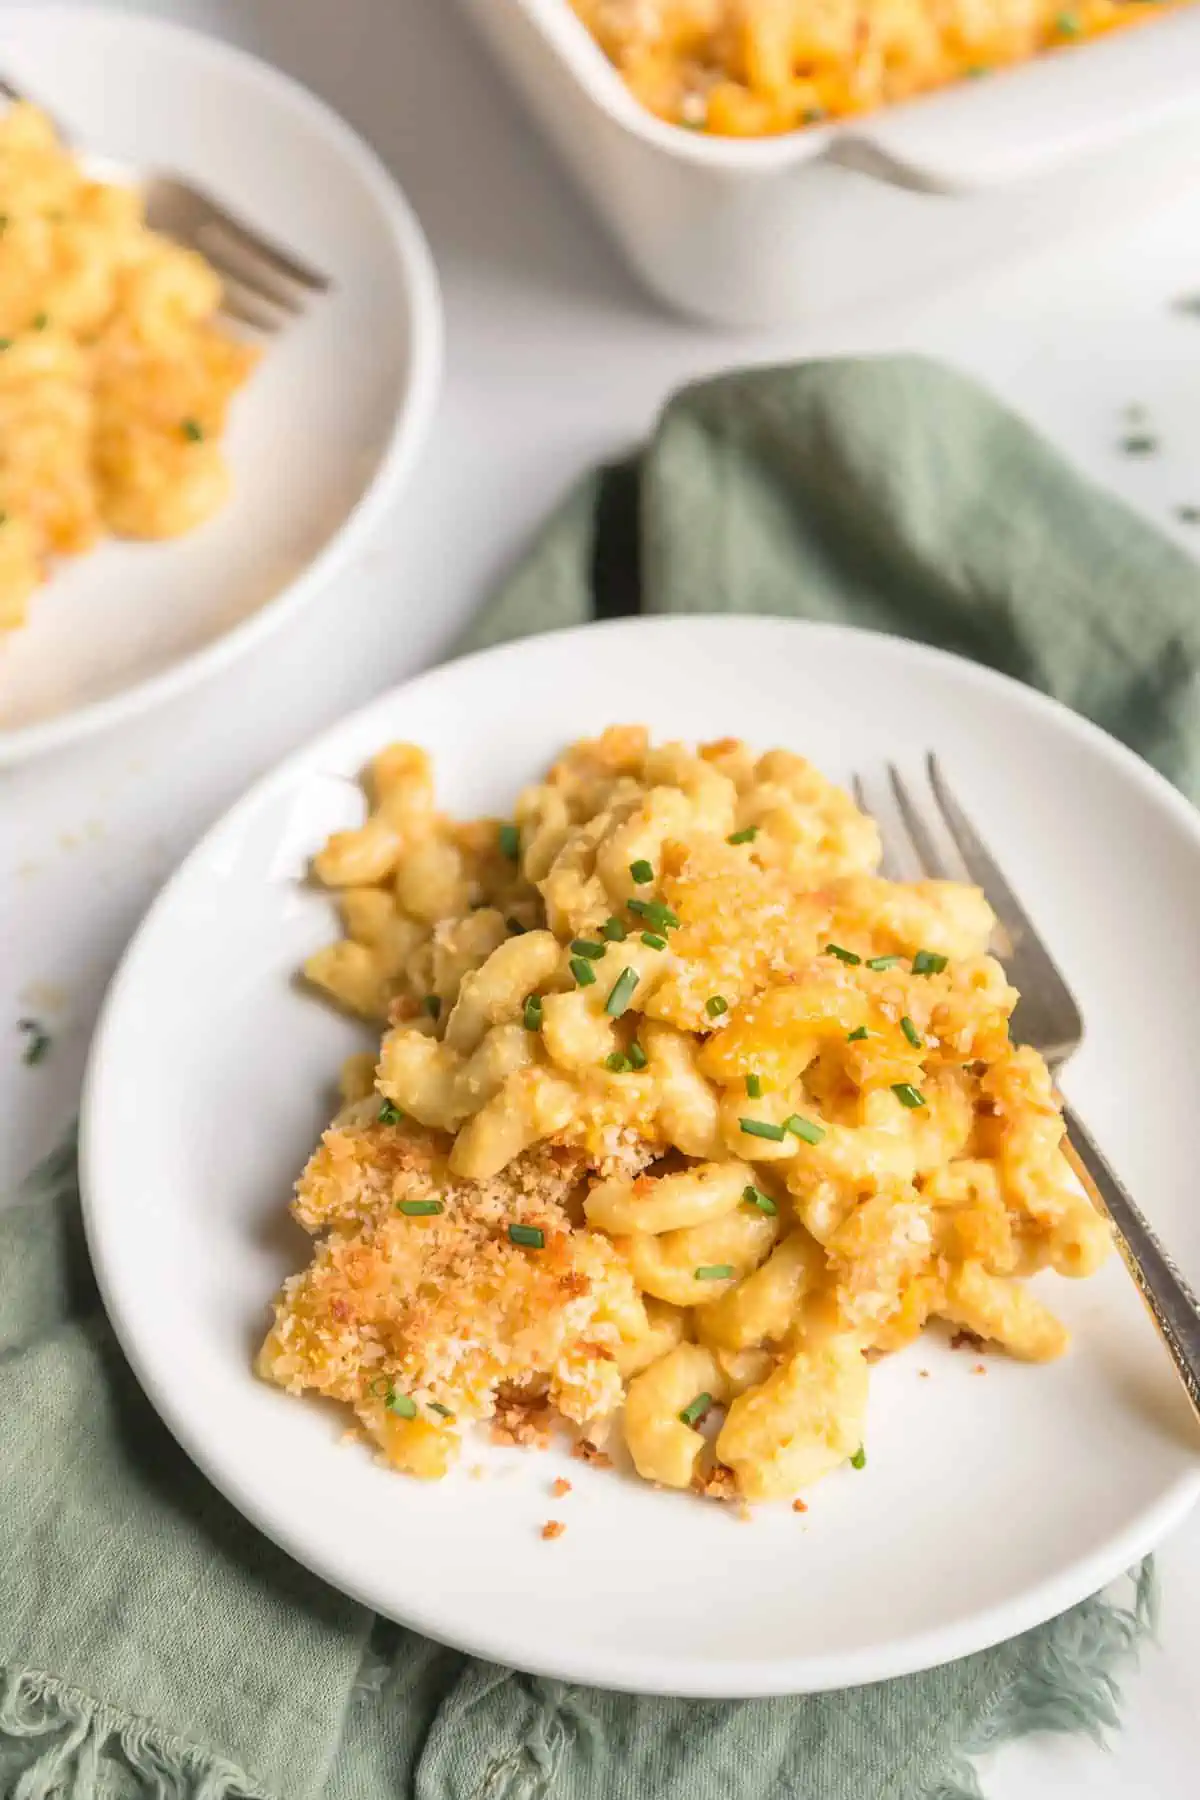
[0,103,259,631]
[571,0,1179,137]
[259,729,1111,1503]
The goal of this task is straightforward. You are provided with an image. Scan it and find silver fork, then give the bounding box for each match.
[856,753,1200,1427]
[0,75,331,332]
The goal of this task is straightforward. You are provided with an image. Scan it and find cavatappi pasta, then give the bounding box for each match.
[258,729,1111,1504]
[571,0,1180,137]
[0,103,258,632]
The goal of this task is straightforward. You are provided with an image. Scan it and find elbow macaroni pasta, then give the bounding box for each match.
[571,0,1179,139]
[259,727,1111,1504]
[0,104,259,631]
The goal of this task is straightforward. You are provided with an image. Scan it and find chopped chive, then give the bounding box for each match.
[743,1185,777,1216]
[605,966,639,1017]
[398,1199,443,1216]
[386,1390,417,1419]
[850,1445,866,1470]
[640,932,667,950]
[508,1223,545,1249]
[825,943,861,965]
[570,956,597,988]
[892,1083,927,1109]
[423,994,441,1019]
[739,1117,787,1142]
[18,1019,51,1066]
[1054,10,1080,33]
[679,1392,714,1427]
[900,1015,922,1048]
[745,1073,762,1098]
[705,995,728,1019]
[605,1052,631,1073]
[785,1114,825,1145]
[1121,434,1157,456]
[601,916,628,941]
[627,898,680,930]
[32,311,48,331]
[626,1041,648,1070]
[695,1264,735,1281]
[0,338,11,351]
[506,916,527,935]
[378,1099,403,1125]
[846,1026,869,1042]
[181,417,204,442]
[498,822,520,860]
[1176,505,1200,525]
[429,1402,455,1419]
[570,938,606,960]
[727,826,758,845]
[523,994,543,1031]
[367,1375,390,1397]
[630,859,654,884]
[911,949,947,976]
[866,955,901,971]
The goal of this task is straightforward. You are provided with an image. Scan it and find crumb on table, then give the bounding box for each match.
[950,1327,985,1352]
[541,1519,567,1541]
[971,1363,987,1375]
[570,1439,612,1469]
[551,1476,572,1497]
[792,1497,808,1514]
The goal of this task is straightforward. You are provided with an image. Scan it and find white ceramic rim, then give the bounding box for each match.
[79,616,1200,1696]
[0,7,443,768]
[510,0,1200,188]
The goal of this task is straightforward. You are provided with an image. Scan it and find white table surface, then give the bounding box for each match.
[3,0,1199,1787]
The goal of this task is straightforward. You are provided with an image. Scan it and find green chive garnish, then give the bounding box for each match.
[745,1074,762,1098]
[398,1199,443,1216]
[679,1392,713,1427]
[32,311,48,331]
[850,1445,866,1470]
[508,1223,545,1249]
[1121,434,1158,456]
[785,1114,825,1145]
[570,957,597,987]
[605,1052,631,1073]
[892,1083,926,1109]
[506,916,527,935]
[912,950,947,976]
[705,995,728,1019]
[900,1016,922,1048]
[429,1402,454,1418]
[523,994,543,1031]
[378,1099,403,1124]
[181,417,204,442]
[740,1117,786,1142]
[498,822,520,860]
[825,943,861,965]
[743,1185,777,1216]
[695,1264,735,1281]
[0,338,11,351]
[626,1041,648,1070]
[640,932,667,950]
[630,859,654,884]
[627,898,680,930]
[727,827,758,845]
[1054,10,1080,33]
[423,994,441,1019]
[846,1026,869,1042]
[386,1390,417,1419]
[605,966,639,1017]
[601,916,628,941]
[18,1019,51,1066]
[570,939,606,960]
[866,955,901,971]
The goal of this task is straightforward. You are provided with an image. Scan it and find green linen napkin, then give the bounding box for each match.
[4,355,1193,1800]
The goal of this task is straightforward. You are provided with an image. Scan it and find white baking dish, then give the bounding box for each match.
[460,0,1200,326]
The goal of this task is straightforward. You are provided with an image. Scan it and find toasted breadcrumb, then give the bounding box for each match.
[950,1327,984,1352]
[552,1477,572,1497]
[541,1520,567,1540]
[570,1439,613,1469]
[972,1362,987,1375]
[792,1498,809,1513]
[691,1463,738,1502]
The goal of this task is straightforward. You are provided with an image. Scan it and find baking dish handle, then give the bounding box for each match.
[819,11,1200,197]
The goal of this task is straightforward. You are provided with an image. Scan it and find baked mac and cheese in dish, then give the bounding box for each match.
[572,0,1180,137]
[0,103,259,631]
[259,729,1111,1503]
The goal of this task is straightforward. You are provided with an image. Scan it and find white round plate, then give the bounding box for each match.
[81,618,1200,1696]
[0,7,441,765]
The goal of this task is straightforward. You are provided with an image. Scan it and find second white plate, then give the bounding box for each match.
[80,617,1200,1696]
[0,7,441,763]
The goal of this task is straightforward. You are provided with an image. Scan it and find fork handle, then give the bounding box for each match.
[1061,1099,1200,1427]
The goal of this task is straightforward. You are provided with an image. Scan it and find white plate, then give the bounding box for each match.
[80,618,1200,1697]
[0,7,441,765]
